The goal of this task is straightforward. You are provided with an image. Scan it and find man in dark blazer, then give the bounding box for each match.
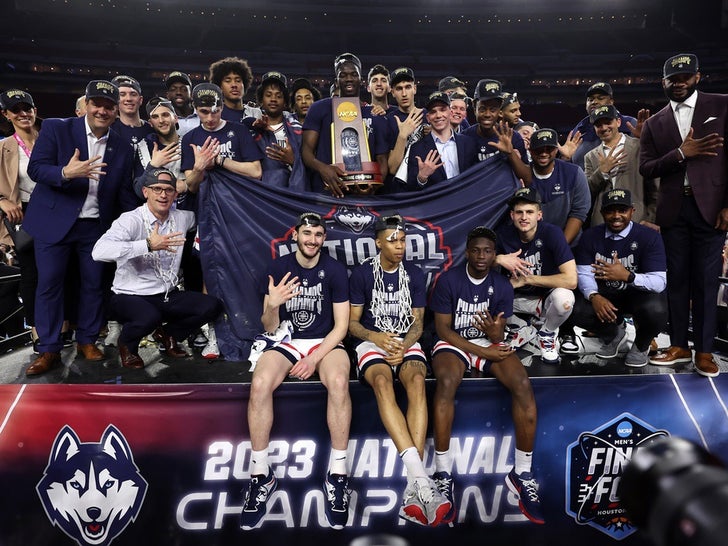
[405,91,477,190]
[639,53,728,377]
[24,80,138,375]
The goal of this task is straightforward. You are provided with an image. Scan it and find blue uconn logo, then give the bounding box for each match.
[37,425,147,546]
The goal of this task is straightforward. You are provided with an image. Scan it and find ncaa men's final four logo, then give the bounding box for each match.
[37,425,147,546]
[565,413,668,540]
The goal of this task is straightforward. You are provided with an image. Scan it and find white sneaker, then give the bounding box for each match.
[415,477,451,527]
[509,325,538,349]
[537,330,560,364]
[104,321,121,347]
[201,324,219,359]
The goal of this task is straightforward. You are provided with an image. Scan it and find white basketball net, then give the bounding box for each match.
[368,255,414,334]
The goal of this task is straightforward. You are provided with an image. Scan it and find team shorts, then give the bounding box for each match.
[432,337,495,373]
[355,339,426,381]
[269,337,346,366]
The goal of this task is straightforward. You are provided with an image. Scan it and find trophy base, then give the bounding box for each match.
[336,162,383,195]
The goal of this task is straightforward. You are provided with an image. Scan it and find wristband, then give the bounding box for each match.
[627,271,636,284]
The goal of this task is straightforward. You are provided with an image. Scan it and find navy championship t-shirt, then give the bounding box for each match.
[575,222,666,294]
[429,264,514,340]
[261,252,349,339]
[349,260,426,336]
[181,121,264,171]
[497,221,574,295]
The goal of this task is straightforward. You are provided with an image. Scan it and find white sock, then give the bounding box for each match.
[435,450,452,473]
[251,449,269,476]
[400,447,427,481]
[514,448,533,475]
[330,448,348,475]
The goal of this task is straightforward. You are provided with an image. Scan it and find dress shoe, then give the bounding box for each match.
[26,352,62,376]
[152,328,189,358]
[648,345,692,366]
[119,343,144,369]
[695,352,720,378]
[77,343,105,361]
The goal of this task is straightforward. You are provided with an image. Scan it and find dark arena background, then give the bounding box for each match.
[1,1,728,545]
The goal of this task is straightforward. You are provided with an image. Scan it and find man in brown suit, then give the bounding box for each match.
[639,53,728,377]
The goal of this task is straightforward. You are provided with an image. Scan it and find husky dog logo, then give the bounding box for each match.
[37,425,147,546]
[333,205,375,233]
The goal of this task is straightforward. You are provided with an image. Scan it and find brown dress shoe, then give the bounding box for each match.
[26,352,62,376]
[695,352,720,378]
[648,345,692,366]
[77,343,105,361]
[152,328,189,358]
[119,343,144,369]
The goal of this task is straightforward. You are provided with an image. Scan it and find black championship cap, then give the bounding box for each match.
[589,104,619,124]
[165,71,192,88]
[144,168,176,188]
[145,97,176,118]
[474,79,504,102]
[85,80,119,104]
[0,90,34,111]
[508,187,542,209]
[663,53,699,79]
[111,75,142,94]
[295,212,325,231]
[260,71,288,88]
[334,52,362,73]
[390,67,415,87]
[425,91,450,110]
[502,92,519,107]
[587,82,613,97]
[530,128,559,150]
[374,213,406,234]
[191,83,223,108]
[601,188,633,210]
[438,76,466,93]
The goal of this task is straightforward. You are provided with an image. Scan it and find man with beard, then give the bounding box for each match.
[244,71,306,188]
[462,79,531,184]
[561,189,667,366]
[302,52,389,196]
[165,71,194,118]
[528,128,591,245]
[241,213,352,531]
[429,226,544,524]
[639,53,728,377]
[133,98,184,191]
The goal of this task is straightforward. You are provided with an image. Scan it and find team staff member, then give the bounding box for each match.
[25,80,138,375]
[639,53,728,377]
[92,168,221,368]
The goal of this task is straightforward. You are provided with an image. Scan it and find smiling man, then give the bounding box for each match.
[639,53,728,377]
[111,75,154,157]
[562,189,667,366]
[242,212,352,531]
[24,80,138,375]
[92,167,221,369]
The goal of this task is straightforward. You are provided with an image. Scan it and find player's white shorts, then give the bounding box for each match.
[432,337,495,372]
[355,339,426,378]
[269,337,346,365]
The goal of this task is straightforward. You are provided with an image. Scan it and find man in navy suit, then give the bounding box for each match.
[24,80,137,375]
[639,54,728,377]
[405,91,477,190]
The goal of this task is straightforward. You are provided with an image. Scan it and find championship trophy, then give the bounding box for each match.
[330,97,383,195]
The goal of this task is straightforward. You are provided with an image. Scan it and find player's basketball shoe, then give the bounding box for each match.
[240,467,277,530]
[324,472,350,530]
[432,471,456,524]
[506,469,545,524]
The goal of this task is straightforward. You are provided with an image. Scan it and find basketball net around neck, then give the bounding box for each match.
[368,254,413,334]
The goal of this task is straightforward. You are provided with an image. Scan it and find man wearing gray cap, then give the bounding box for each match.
[640,53,728,377]
[92,167,221,369]
[24,80,138,375]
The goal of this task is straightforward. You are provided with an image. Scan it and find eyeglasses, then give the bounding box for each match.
[147,186,176,195]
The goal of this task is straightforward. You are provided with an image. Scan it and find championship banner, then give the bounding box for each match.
[197,156,520,361]
[2,375,728,545]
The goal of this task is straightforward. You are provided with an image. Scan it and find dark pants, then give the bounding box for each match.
[563,290,668,352]
[34,219,103,352]
[662,195,724,352]
[111,290,222,353]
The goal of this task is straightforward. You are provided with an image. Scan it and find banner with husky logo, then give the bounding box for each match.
[197,157,519,361]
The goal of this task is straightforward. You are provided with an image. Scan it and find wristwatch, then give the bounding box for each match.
[627,271,636,284]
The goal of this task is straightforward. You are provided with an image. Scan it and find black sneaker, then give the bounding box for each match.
[240,467,277,530]
[323,472,350,529]
[559,334,580,355]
